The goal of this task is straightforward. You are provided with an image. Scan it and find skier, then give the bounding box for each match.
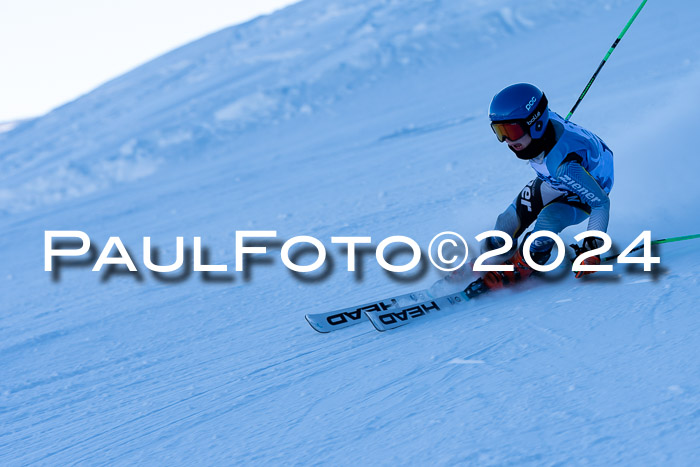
[481,83,614,290]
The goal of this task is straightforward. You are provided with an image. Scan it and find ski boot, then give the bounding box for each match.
[482,247,551,291]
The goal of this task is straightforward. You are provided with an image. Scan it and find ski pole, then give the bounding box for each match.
[565,0,648,121]
[602,233,700,262]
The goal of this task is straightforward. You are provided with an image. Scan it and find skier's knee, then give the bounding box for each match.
[480,234,518,264]
[519,232,553,266]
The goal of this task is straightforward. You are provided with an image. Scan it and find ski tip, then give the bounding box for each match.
[364,312,386,332]
[305,314,331,333]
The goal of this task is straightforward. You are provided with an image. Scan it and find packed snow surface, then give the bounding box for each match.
[1,0,699,464]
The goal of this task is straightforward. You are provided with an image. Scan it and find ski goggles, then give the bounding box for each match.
[490,121,528,143]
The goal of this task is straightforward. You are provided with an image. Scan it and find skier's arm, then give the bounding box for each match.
[555,161,610,232]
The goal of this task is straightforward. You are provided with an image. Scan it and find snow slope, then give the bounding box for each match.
[1,0,700,464]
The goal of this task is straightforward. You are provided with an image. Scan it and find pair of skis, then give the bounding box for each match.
[305,233,699,332]
[305,278,489,333]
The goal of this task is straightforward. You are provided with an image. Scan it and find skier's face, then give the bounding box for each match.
[506,132,532,152]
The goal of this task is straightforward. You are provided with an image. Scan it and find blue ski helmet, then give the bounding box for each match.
[489,83,549,141]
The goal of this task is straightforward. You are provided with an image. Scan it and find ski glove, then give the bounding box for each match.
[571,237,603,279]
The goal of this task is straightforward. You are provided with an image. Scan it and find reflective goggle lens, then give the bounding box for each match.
[491,121,527,142]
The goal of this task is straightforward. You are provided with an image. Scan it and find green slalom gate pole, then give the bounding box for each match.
[602,233,700,263]
[565,0,649,121]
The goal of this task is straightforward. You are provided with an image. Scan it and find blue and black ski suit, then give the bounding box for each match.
[493,112,614,258]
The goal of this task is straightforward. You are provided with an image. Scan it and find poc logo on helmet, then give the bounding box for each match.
[526,96,537,111]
